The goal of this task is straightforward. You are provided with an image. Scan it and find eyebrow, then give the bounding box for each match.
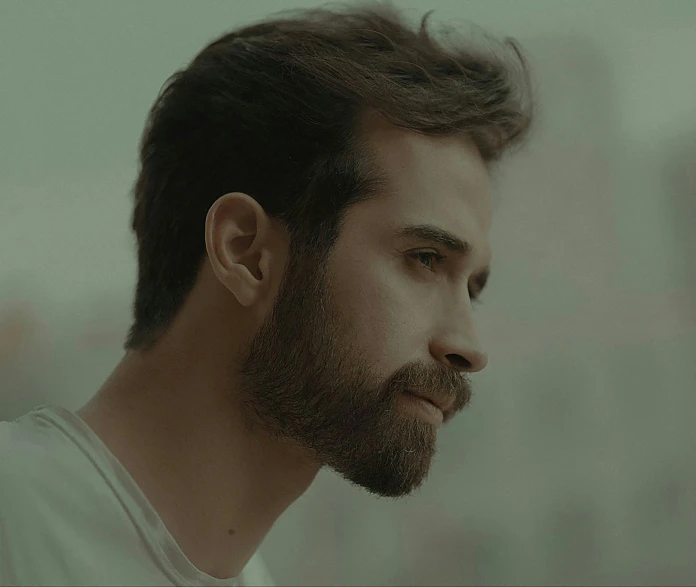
[394,223,490,295]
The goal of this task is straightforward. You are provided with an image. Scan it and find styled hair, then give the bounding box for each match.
[124,1,536,351]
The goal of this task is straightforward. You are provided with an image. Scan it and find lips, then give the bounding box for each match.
[406,389,454,414]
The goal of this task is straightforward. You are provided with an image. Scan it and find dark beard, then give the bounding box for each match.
[235,249,462,497]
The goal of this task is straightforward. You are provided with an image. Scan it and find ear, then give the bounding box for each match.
[205,192,276,307]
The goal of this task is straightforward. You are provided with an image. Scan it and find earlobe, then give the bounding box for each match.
[227,266,262,307]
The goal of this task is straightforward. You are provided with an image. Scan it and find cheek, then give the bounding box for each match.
[334,267,426,369]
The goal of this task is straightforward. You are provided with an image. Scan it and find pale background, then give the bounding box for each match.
[1,1,695,585]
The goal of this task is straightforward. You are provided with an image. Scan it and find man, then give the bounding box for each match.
[0,2,534,585]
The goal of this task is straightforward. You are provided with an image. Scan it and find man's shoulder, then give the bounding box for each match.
[0,412,55,467]
[240,552,276,587]
[0,417,52,563]
[0,410,87,516]
[0,418,49,503]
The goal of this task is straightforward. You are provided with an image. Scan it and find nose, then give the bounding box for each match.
[430,337,488,374]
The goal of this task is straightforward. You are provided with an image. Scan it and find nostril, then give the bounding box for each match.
[446,354,471,369]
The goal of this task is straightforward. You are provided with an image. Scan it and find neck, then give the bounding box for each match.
[77,347,319,579]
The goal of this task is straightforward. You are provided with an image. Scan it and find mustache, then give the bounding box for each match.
[392,365,471,405]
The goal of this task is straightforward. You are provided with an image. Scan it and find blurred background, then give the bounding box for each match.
[1,1,695,585]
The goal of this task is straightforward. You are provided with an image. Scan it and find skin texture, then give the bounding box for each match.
[76,114,493,579]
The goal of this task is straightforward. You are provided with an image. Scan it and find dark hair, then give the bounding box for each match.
[124,1,536,352]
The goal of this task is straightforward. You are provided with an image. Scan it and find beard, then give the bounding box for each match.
[236,245,471,498]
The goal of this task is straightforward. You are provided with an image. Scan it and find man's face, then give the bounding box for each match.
[237,121,492,498]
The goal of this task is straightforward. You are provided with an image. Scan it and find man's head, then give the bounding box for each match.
[124,3,534,497]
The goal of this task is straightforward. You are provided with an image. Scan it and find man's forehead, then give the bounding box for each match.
[357,114,494,254]
[371,148,493,249]
[364,123,491,207]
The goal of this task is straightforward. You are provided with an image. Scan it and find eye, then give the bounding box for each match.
[408,250,446,272]
[408,251,485,307]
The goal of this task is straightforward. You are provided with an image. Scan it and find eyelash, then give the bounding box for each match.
[407,251,484,306]
[409,250,446,271]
